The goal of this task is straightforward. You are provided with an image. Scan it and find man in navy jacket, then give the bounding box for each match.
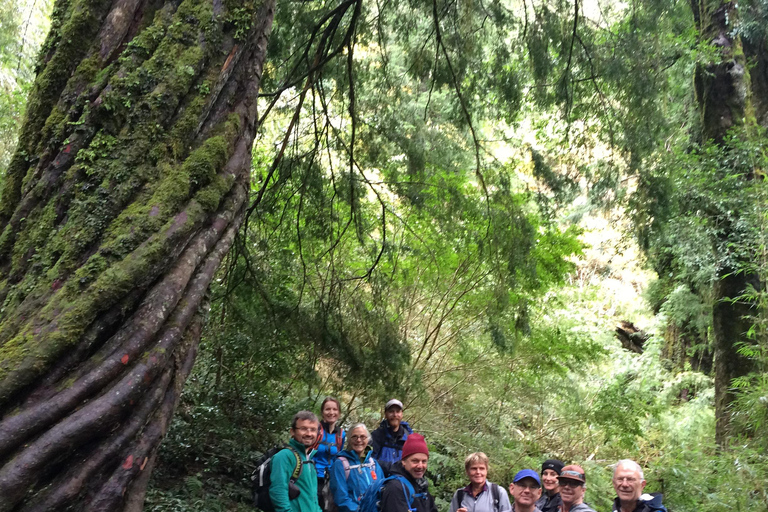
[371,399,412,475]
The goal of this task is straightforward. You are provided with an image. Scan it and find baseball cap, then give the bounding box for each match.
[513,469,542,485]
[385,398,403,410]
[558,465,586,483]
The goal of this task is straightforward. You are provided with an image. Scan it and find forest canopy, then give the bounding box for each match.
[0,0,767,509]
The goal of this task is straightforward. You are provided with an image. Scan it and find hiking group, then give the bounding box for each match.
[252,398,667,512]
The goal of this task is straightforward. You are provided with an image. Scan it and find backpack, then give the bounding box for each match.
[315,426,345,451]
[455,483,501,512]
[251,445,303,512]
[358,474,424,512]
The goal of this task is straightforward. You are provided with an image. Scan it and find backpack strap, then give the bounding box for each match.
[286,445,303,482]
[456,489,466,509]
[491,483,500,512]
[338,456,352,480]
[392,475,418,511]
[336,430,344,451]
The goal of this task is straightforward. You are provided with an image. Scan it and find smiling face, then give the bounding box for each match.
[402,453,428,480]
[385,406,402,430]
[613,465,646,505]
[291,418,319,448]
[511,478,542,507]
[321,400,340,425]
[466,462,488,487]
[558,479,585,507]
[349,427,369,455]
[541,469,560,494]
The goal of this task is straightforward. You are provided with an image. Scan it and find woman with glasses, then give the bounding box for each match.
[329,423,385,512]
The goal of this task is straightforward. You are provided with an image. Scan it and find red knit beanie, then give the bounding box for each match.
[401,432,429,460]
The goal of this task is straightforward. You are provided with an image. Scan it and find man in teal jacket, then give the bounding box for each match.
[269,411,323,512]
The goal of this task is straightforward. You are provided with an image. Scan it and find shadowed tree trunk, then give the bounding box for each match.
[691,0,760,448]
[0,0,275,508]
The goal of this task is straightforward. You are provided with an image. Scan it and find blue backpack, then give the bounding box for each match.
[358,474,424,512]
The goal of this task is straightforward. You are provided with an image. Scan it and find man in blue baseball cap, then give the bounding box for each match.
[509,469,543,512]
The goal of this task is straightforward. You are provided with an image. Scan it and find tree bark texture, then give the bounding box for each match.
[692,0,760,447]
[0,0,275,508]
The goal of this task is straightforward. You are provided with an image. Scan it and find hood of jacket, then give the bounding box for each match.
[390,460,429,494]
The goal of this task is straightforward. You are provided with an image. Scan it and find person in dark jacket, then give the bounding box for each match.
[330,423,385,512]
[371,399,412,475]
[379,433,438,512]
[611,460,667,512]
[535,459,563,512]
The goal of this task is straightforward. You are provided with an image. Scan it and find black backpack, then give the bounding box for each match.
[251,445,303,511]
[455,483,501,512]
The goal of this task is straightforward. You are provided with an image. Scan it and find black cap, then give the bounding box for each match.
[541,459,564,475]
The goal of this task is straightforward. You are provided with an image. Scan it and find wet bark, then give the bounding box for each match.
[0,0,275,508]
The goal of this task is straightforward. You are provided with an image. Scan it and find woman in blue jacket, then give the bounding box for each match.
[329,423,385,512]
[314,397,346,510]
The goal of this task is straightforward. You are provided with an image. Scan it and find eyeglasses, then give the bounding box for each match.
[295,426,318,433]
[614,477,638,484]
[350,435,368,441]
[559,480,583,488]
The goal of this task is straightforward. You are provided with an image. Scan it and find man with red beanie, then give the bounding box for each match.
[379,433,438,512]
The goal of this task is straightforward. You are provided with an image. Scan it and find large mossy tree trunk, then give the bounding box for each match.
[691,0,759,448]
[0,0,274,508]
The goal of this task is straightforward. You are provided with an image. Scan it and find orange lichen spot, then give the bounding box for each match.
[121,354,130,364]
[122,455,134,469]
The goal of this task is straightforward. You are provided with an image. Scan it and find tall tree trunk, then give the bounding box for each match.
[0,0,275,508]
[692,0,758,447]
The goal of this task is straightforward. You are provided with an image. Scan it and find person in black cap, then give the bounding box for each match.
[535,459,563,512]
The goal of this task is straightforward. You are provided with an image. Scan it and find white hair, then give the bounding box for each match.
[614,459,645,480]
[346,423,371,449]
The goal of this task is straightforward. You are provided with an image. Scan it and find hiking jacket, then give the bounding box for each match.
[449,481,512,512]
[560,503,597,512]
[536,492,562,512]
[269,438,321,512]
[379,461,437,512]
[371,420,412,474]
[314,421,346,478]
[611,493,667,512]
[329,446,385,512]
